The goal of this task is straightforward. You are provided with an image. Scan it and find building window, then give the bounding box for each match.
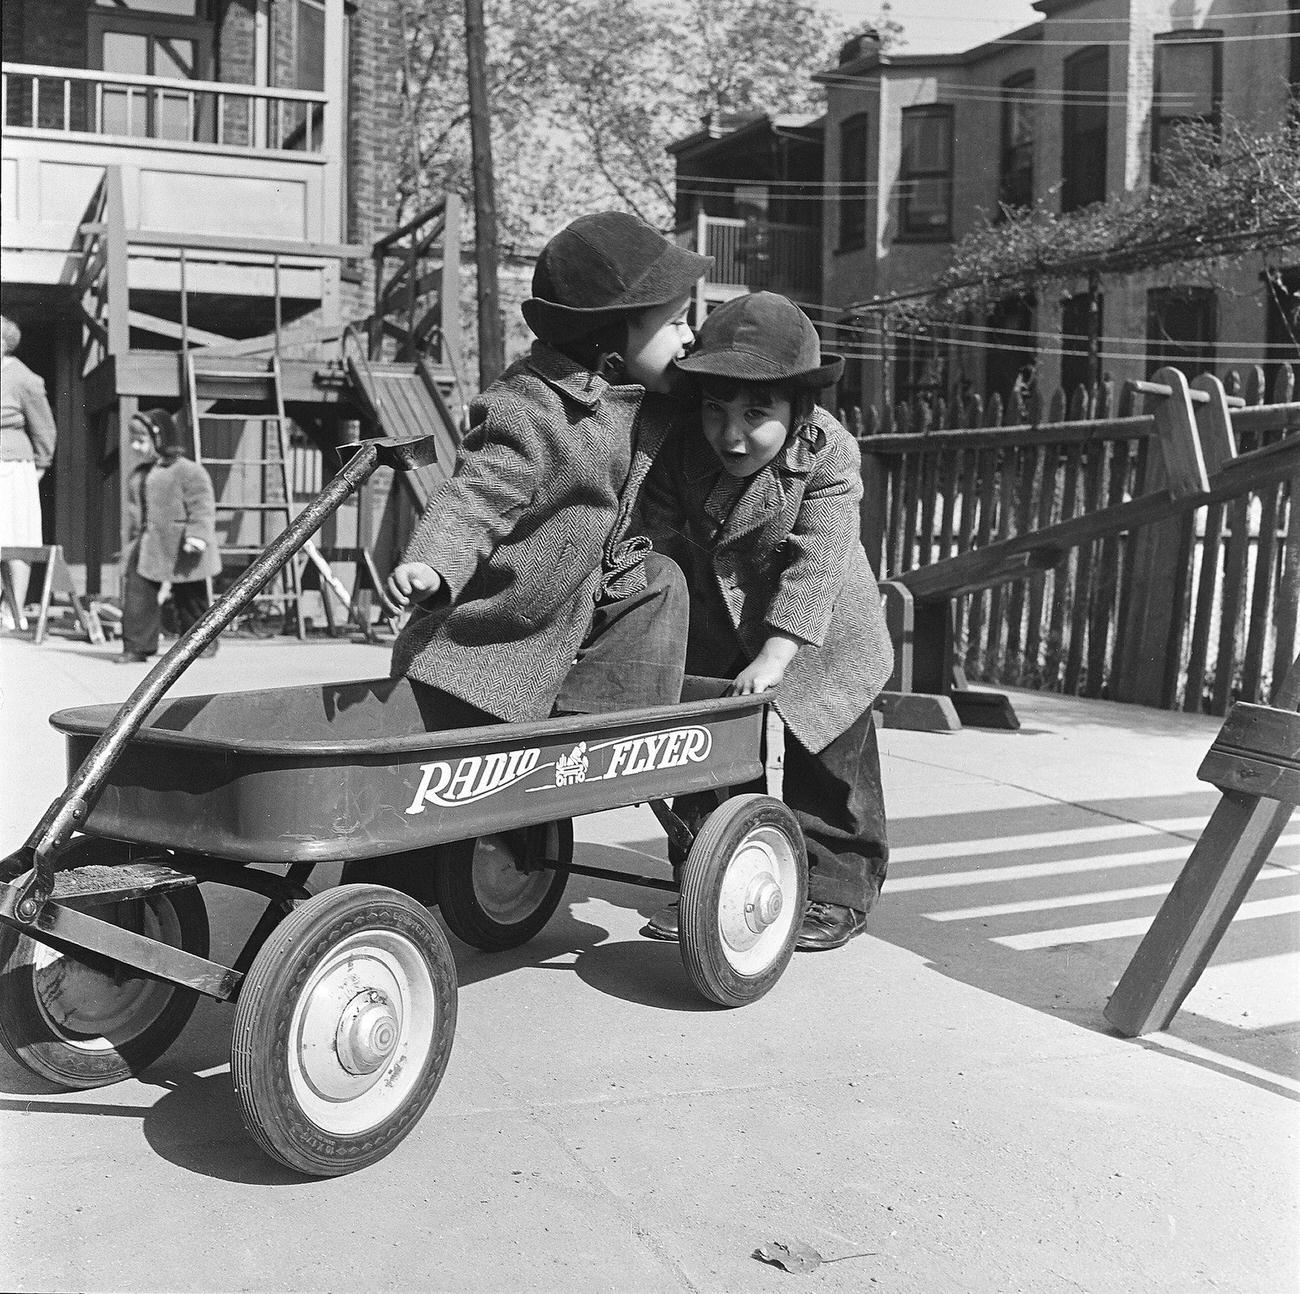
[893,328,948,408]
[1061,46,1108,211]
[838,112,868,251]
[899,105,953,241]
[999,72,1034,212]
[1147,288,1217,379]
[1152,33,1221,182]
[88,5,214,141]
[295,0,326,92]
[1061,291,1103,396]
[985,295,1036,403]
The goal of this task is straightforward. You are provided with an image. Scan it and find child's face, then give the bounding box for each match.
[623,295,694,393]
[128,421,156,458]
[701,385,793,478]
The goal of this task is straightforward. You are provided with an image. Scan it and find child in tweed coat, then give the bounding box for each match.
[385,211,711,727]
[636,292,894,952]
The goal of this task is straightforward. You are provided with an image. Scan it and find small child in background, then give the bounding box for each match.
[637,291,894,951]
[117,408,221,663]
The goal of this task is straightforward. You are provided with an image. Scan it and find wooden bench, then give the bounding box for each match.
[1103,654,1300,1037]
[0,544,105,646]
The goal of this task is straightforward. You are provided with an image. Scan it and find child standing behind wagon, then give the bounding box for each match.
[636,291,894,951]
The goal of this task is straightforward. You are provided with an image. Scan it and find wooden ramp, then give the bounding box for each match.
[344,351,460,510]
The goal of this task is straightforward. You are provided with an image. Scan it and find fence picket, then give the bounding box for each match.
[856,364,1296,712]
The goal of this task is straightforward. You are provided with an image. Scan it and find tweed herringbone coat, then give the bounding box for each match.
[391,342,680,723]
[637,405,893,753]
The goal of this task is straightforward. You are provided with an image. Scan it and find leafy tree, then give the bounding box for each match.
[395,0,852,242]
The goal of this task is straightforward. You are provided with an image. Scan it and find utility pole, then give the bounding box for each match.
[464,0,504,389]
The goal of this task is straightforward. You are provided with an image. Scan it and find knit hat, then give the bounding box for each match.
[522,212,712,344]
[132,408,183,455]
[675,291,844,389]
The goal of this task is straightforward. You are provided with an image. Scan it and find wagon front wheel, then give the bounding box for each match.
[679,794,807,1008]
[433,820,572,951]
[230,884,456,1177]
[0,879,209,1090]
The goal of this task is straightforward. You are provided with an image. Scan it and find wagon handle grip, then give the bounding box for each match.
[10,437,431,922]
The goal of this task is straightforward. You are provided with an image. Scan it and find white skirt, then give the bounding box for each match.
[0,460,44,546]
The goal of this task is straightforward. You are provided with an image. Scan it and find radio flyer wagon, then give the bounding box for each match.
[0,433,808,1177]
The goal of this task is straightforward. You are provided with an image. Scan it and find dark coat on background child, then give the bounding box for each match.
[638,403,893,753]
[390,340,686,725]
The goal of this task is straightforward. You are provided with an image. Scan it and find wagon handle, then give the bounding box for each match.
[8,435,437,924]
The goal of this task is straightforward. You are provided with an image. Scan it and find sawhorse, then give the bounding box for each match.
[300,545,399,642]
[0,545,105,645]
[1103,653,1300,1037]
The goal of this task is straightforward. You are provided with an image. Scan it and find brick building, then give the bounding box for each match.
[674,1,1298,418]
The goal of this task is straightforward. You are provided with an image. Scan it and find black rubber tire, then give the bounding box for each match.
[0,882,209,1090]
[679,794,807,1008]
[230,884,457,1177]
[432,820,572,951]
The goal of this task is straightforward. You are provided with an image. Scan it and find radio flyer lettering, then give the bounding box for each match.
[405,725,713,813]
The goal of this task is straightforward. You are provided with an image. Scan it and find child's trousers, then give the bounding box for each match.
[122,552,211,657]
[780,705,888,914]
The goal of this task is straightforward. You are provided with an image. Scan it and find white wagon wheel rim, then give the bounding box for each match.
[288,928,436,1136]
[472,834,554,923]
[714,824,800,977]
[32,898,179,1049]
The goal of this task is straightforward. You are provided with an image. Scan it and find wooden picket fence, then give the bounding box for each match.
[845,364,1299,714]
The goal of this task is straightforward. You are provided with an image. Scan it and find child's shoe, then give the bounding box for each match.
[795,902,868,951]
[641,901,679,941]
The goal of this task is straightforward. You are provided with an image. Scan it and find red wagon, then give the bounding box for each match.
[0,434,807,1176]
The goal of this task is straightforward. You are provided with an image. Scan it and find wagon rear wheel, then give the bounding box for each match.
[678,794,806,1008]
[0,881,209,1090]
[230,884,456,1177]
[432,821,572,951]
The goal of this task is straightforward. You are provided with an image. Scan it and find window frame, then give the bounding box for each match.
[898,103,954,243]
[999,70,1035,214]
[1146,286,1217,380]
[1061,44,1109,212]
[1151,31,1222,183]
[837,111,869,253]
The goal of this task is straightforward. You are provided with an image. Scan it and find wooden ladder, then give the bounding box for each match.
[186,351,333,638]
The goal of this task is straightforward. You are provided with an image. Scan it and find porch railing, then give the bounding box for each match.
[853,364,1299,715]
[2,62,327,153]
[675,214,820,294]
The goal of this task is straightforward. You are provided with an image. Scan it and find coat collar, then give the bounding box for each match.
[524,341,614,409]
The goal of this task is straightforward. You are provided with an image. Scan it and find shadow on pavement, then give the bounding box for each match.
[864,789,1300,1095]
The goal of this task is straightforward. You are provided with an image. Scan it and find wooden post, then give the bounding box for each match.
[465,0,504,388]
[1104,655,1300,1037]
[1110,369,1204,707]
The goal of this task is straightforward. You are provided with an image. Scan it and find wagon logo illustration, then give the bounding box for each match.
[555,742,589,786]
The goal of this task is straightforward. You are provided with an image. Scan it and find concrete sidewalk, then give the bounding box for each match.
[1,629,1297,1293]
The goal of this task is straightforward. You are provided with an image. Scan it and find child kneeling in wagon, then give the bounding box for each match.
[636,291,894,951]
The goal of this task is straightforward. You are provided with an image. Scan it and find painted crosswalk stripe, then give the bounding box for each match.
[923,865,1295,921]
[992,892,1300,950]
[887,832,1300,893]
[891,817,1209,864]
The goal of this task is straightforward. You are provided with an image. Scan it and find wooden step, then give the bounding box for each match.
[51,861,198,911]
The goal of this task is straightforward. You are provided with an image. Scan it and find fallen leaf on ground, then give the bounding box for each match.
[753,1240,823,1273]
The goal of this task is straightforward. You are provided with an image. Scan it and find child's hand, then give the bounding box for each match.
[729,658,788,695]
[727,633,800,696]
[182,536,206,554]
[387,562,443,609]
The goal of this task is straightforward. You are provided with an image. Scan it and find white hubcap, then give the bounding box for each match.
[32,898,178,1049]
[715,825,798,975]
[288,930,436,1135]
